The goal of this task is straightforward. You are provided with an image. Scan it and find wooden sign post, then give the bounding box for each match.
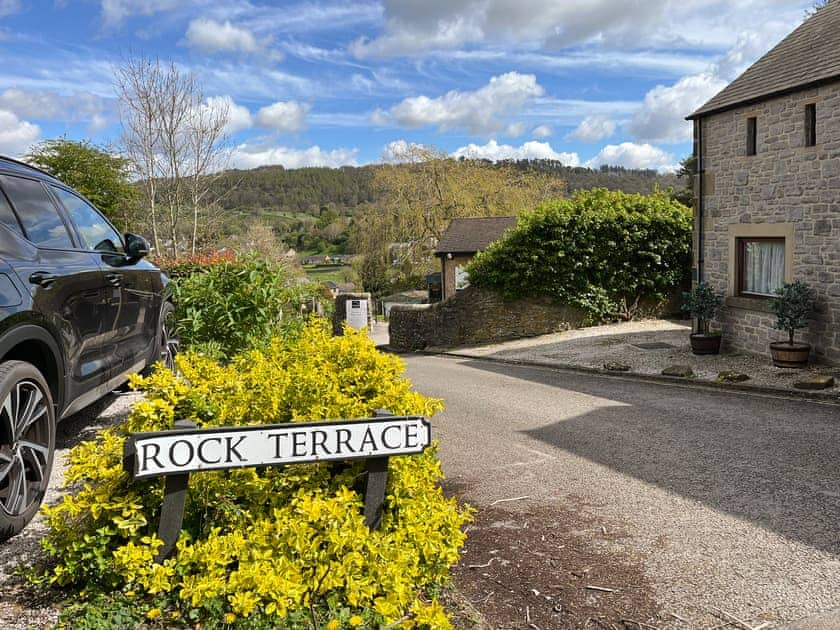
[123,411,430,561]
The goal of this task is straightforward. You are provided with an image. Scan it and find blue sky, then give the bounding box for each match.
[0,0,816,172]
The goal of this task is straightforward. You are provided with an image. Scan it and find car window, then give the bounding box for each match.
[0,189,24,237]
[50,186,123,253]
[0,175,74,249]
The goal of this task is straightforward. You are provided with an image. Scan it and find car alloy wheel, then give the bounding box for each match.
[159,302,179,372]
[0,361,55,542]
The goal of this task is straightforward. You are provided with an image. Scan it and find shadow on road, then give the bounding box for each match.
[460,358,840,558]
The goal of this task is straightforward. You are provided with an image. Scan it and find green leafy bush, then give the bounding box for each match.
[467,188,691,321]
[41,323,470,629]
[172,256,322,360]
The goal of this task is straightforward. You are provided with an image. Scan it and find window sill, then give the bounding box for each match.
[725,295,773,313]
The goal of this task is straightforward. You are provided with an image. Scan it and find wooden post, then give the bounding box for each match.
[364,410,393,529]
[154,419,195,562]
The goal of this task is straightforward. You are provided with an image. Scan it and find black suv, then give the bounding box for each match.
[0,156,174,541]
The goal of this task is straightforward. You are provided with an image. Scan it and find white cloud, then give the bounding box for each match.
[369,108,390,126]
[585,142,677,172]
[381,139,429,162]
[349,0,807,59]
[567,115,617,143]
[99,0,181,28]
[386,71,543,135]
[198,95,253,135]
[452,140,580,165]
[0,0,21,17]
[255,101,310,132]
[0,89,109,129]
[626,17,799,144]
[626,72,726,143]
[0,109,40,156]
[532,125,552,138]
[505,122,526,137]
[230,143,358,170]
[183,18,264,55]
[350,0,671,57]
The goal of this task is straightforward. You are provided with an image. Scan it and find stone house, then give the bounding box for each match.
[687,2,840,363]
[434,216,517,300]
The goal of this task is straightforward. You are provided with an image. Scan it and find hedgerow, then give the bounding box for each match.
[40,323,470,629]
[467,188,691,321]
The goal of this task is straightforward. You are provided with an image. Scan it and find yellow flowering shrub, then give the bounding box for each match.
[41,322,471,628]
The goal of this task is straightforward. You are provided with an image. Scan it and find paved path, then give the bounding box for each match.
[404,354,840,628]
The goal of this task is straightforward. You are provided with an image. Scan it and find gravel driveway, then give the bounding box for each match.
[0,391,139,629]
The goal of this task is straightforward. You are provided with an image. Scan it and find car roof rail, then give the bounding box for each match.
[0,155,62,183]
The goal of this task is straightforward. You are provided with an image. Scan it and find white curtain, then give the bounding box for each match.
[744,240,784,295]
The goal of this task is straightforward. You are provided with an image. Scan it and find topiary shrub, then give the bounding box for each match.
[40,322,470,629]
[467,189,691,322]
[171,256,322,361]
[770,280,816,346]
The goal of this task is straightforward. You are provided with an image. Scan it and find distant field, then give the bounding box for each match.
[304,265,356,284]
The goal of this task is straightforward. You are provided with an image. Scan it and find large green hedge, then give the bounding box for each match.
[467,188,691,321]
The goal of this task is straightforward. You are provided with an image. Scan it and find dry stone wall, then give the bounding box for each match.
[388,286,586,350]
[698,81,840,363]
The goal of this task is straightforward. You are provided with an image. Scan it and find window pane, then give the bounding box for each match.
[0,175,73,248]
[743,240,784,295]
[51,186,122,252]
[0,190,23,236]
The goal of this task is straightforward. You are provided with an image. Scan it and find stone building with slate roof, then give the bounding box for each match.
[434,216,517,300]
[687,1,840,362]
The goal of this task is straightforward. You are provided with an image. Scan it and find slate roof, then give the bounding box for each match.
[434,216,517,256]
[689,1,840,119]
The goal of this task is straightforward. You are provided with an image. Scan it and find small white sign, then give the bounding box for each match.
[126,416,431,479]
[346,299,368,330]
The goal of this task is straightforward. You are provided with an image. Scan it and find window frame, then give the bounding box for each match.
[736,236,785,298]
[804,102,817,147]
[746,116,757,156]
[48,184,125,254]
[0,173,79,250]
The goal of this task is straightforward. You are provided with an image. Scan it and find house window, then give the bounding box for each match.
[746,117,757,155]
[805,103,816,146]
[737,237,784,296]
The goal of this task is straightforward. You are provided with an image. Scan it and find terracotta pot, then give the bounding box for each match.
[769,341,811,368]
[690,333,722,355]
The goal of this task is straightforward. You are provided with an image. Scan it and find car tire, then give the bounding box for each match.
[159,301,179,372]
[0,360,55,543]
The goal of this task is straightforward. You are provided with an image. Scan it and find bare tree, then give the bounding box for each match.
[115,56,230,257]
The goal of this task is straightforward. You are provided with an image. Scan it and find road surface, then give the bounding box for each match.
[404,354,840,628]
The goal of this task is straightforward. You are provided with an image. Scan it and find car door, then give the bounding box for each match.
[0,174,119,410]
[49,186,161,376]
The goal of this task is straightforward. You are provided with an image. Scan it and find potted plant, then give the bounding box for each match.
[769,280,815,368]
[681,282,723,355]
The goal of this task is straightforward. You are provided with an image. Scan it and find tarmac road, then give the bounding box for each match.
[404,353,840,628]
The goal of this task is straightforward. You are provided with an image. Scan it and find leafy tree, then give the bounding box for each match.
[671,154,696,209]
[25,138,137,229]
[349,145,565,294]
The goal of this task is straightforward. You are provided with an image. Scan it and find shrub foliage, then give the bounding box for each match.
[171,256,323,360]
[41,323,469,628]
[467,188,691,321]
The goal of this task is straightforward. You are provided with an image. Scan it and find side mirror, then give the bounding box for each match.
[124,233,150,261]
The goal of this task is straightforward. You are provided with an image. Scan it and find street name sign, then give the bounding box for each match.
[124,415,430,479]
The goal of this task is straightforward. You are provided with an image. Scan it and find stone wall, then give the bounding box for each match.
[388,286,586,350]
[698,81,840,363]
